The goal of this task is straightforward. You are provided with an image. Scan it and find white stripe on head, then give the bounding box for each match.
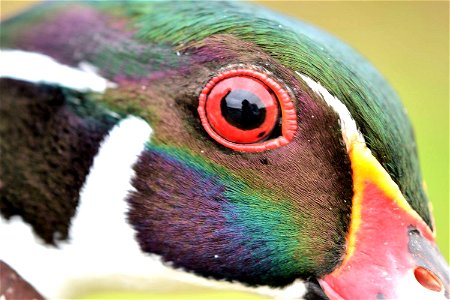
[0,49,115,92]
[70,116,153,255]
[296,72,365,150]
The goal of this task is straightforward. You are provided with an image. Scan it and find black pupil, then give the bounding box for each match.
[220,89,266,130]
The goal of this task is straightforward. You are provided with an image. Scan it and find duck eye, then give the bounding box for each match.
[198,69,297,152]
[207,76,279,144]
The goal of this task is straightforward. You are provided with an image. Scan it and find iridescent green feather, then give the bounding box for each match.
[105,1,430,227]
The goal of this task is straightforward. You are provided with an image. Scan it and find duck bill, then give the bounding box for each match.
[318,142,449,299]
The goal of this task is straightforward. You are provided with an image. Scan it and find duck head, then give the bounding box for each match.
[1,1,448,299]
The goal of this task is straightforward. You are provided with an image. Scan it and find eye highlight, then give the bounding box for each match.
[198,68,297,152]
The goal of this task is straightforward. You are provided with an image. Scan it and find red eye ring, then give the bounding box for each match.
[198,68,297,152]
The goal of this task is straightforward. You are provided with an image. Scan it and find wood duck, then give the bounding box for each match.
[0,2,448,299]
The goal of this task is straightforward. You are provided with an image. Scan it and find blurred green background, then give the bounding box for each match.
[1,1,448,299]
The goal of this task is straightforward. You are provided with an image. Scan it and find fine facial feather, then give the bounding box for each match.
[125,35,354,284]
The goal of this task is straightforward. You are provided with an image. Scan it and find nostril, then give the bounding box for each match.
[414,266,443,292]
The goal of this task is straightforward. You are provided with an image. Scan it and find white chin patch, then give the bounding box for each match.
[0,49,115,92]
